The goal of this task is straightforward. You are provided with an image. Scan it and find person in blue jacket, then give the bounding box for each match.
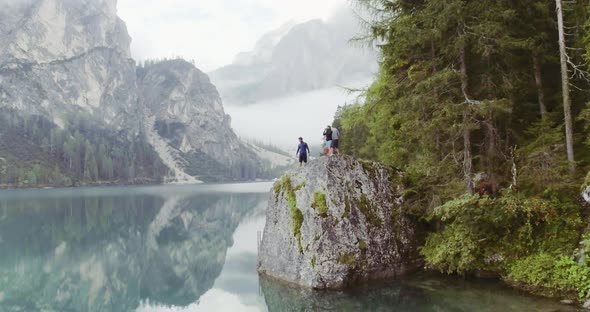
[296,137,310,167]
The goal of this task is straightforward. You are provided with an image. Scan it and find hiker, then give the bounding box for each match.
[323,126,333,155]
[296,137,310,167]
[331,126,340,155]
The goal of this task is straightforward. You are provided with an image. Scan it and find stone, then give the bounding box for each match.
[257,155,421,289]
[583,299,590,310]
[560,299,573,305]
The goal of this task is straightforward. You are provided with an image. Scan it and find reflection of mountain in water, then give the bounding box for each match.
[0,190,266,312]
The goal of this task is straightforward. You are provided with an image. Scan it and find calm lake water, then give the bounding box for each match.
[0,183,581,312]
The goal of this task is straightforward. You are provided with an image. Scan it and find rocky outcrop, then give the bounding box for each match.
[257,155,421,289]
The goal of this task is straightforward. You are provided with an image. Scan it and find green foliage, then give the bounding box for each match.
[274,175,305,253]
[338,0,590,212]
[0,108,166,188]
[341,0,590,303]
[310,192,329,218]
[577,233,590,266]
[421,190,583,274]
[506,253,590,300]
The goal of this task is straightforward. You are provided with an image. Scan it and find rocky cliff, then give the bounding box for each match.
[138,59,261,182]
[0,0,138,130]
[0,0,266,186]
[257,156,421,289]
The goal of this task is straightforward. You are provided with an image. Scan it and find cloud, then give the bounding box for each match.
[117,0,346,71]
[225,79,371,150]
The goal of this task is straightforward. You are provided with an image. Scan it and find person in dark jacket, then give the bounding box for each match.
[323,126,333,155]
[296,137,310,167]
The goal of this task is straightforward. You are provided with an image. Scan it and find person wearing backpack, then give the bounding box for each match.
[331,126,340,155]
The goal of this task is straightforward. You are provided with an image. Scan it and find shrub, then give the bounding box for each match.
[421,189,583,274]
[506,253,590,301]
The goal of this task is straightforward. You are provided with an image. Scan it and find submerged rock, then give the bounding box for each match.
[257,155,421,289]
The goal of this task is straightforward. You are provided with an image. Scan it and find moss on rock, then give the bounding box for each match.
[311,191,329,218]
[358,239,368,251]
[357,194,382,227]
[337,253,357,266]
[274,175,305,253]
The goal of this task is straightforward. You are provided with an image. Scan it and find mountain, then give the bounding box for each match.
[209,9,378,106]
[137,59,261,182]
[0,0,138,130]
[0,0,266,187]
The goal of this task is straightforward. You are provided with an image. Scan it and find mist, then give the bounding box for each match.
[225,80,370,152]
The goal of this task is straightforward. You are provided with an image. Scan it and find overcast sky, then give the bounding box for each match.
[118,0,347,72]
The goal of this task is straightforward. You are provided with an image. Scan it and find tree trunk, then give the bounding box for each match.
[556,0,576,172]
[459,43,474,194]
[532,53,547,120]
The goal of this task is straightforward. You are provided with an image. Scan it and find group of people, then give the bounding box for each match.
[296,125,340,167]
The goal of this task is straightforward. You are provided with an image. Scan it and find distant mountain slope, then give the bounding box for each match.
[209,9,378,106]
[0,0,268,187]
[138,59,263,182]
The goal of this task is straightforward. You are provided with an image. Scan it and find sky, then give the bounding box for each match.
[118,0,347,72]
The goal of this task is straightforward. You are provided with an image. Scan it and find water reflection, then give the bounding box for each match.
[0,183,582,312]
[0,183,271,312]
[260,273,580,312]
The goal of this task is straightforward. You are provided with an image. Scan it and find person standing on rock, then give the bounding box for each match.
[331,126,340,155]
[323,126,333,155]
[296,137,310,167]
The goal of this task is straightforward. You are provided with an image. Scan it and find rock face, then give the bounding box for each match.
[138,59,261,182]
[257,155,421,289]
[0,0,138,130]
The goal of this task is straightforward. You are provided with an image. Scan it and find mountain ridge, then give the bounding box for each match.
[0,0,270,187]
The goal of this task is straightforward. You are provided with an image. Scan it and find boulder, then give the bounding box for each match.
[257,155,421,289]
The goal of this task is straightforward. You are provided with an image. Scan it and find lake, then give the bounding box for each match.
[0,183,581,311]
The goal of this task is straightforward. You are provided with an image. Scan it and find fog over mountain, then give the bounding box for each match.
[210,7,378,106]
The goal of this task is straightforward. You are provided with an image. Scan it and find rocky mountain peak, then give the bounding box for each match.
[0,0,131,65]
